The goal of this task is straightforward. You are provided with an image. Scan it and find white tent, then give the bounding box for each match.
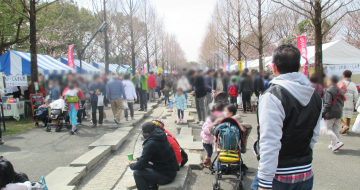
[247,40,360,68]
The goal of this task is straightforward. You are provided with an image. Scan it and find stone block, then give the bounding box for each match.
[179,128,192,136]
[159,166,190,190]
[46,166,86,187]
[70,146,111,170]
[89,132,129,151]
[185,150,202,170]
[177,141,203,150]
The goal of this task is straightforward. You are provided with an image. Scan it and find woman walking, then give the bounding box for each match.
[123,74,137,121]
[238,70,253,113]
[62,80,84,135]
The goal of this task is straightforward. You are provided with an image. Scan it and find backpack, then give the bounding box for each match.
[229,85,237,98]
[213,121,241,152]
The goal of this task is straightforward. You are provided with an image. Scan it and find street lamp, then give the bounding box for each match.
[79,21,108,73]
[228,38,247,69]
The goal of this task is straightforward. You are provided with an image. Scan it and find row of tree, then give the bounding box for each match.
[0,0,186,80]
[200,0,360,79]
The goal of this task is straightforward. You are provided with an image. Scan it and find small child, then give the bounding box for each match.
[39,99,50,109]
[228,78,239,108]
[172,88,187,123]
[84,98,92,121]
[201,103,225,167]
[162,84,170,106]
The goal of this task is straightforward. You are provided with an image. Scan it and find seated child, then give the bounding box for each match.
[0,156,31,190]
[172,88,187,123]
[38,99,50,109]
[201,103,226,167]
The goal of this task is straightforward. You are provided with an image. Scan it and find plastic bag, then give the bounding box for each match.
[320,118,327,135]
[237,95,242,105]
[123,100,129,109]
[97,94,104,106]
[352,114,360,132]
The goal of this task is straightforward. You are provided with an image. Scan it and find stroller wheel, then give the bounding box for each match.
[212,182,220,190]
[34,122,39,126]
[55,126,62,132]
[236,181,244,190]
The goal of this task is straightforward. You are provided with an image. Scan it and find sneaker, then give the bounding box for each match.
[131,117,135,120]
[90,120,93,123]
[181,119,184,123]
[328,144,333,149]
[114,118,119,125]
[92,124,97,128]
[138,109,144,111]
[193,121,200,124]
[177,119,181,123]
[70,131,74,135]
[341,125,349,134]
[242,111,247,113]
[332,142,344,151]
[199,121,204,125]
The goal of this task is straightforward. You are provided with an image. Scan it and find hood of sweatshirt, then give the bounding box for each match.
[269,72,315,106]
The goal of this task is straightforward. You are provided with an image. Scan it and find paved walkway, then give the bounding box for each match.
[0,103,142,181]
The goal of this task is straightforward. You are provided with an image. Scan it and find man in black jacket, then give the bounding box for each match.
[128,122,178,190]
[204,69,216,116]
[254,71,265,97]
[189,69,207,125]
[322,75,345,151]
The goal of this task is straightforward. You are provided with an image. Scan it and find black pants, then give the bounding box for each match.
[91,101,104,124]
[124,102,134,118]
[242,91,251,111]
[177,109,184,119]
[77,100,85,124]
[133,168,174,190]
[138,89,147,110]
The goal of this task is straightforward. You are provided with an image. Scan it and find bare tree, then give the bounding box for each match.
[272,0,360,79]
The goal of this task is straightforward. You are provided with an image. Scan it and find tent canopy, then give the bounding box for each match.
[59,57,100,74]
[92,62,118,73]
[0,50,75,76]
[247,40,360,69]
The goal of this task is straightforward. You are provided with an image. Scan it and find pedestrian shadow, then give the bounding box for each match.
[334,149,360,157]
[0,144,21,152]
[343,132,360,138]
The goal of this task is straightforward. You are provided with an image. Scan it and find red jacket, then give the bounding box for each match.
[147,75,157,89]
[164,130,182,164]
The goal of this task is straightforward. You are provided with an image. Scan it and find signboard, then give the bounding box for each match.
[158,67,163,74]
[238,61,243,71]
[5,75,27,87]
[30,93,44,117]
[68,45,75,69]
[324,64,360,77]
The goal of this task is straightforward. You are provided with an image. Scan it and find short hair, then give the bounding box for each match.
[123,74,131,80]
[272,44,301,74]
[243,68,249,73]
[138,68,143,71]
[309,74,318,83]
[0,156,15,188]
[343,70,352,78]
[188,69,196,77]
[198,70,203,74]
[183,68,187,71]
[226,104,237,115]
[235,71,240,76]
[329,75,339,84]
[231,78,237,83]
[264,74,269,80]
[177,87,183,92]
[150,71,154,74]
[93,74,100,80]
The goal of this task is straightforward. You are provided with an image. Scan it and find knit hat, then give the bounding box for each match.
[152,119,165,130]
[142,122,157,134]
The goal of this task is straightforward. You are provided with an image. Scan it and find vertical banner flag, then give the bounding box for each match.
[158,67,162,74]
[68,45,75,69]
[143,63,148,74]
[297,36,308,76]
[136,60,140,70]
[223,61,226,69]
[238,61,243,71]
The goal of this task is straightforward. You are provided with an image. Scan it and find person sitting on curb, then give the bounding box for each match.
[152,119,183,168]
[127,122,178,190]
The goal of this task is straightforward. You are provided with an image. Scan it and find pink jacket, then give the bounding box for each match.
[62,87,84,111]
[201,111,222,144]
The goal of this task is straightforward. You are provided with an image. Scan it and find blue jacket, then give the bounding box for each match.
[106,77,126,100]
[49,85,60,103]
[173,93,187,111]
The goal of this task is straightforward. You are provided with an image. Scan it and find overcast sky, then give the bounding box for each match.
[76,0,216,62]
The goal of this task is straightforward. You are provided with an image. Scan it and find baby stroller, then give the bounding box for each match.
[210,117,245,190]
[214,91,229,104]
[49,99,71,132]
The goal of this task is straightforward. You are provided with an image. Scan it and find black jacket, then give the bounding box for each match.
[204,75,216,93]
[238,76,253,93]
[322,85,344,119]
[130,128,178,179]
[254,74,265,95]
[194,75,207,98]
[222,74,230,92]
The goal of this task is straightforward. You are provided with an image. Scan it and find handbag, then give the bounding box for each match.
[97,93,104,106]
[66,96,79,103]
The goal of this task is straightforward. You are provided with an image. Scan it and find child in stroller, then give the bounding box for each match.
[33,100,50,129]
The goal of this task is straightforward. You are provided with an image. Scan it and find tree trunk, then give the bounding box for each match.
[104,0,110,75]
[130,7,136,76]
[237,0,242,62]
[258,0,263,72]
[30,0,38,92]
[313,1,323,83]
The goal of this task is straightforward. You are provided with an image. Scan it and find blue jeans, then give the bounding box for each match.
[68,103,78,126]
[251,171,314,190]
[156,86,161,97]
[183,91,188,100]
[165,96,170,105]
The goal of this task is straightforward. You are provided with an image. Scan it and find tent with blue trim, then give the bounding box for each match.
[92,62,118,73]
[59,57,100,74]
[0,50,75,76]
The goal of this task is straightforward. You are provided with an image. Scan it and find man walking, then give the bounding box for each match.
[204,69,216,116]
[107,72,126,125]
[252,44,322,190]
[189,70,207,125]
[89,75,106,127]
[132,68,148,112]
[147,72,157,102]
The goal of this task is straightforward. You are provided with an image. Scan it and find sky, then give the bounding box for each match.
[151,0,217,62]
[76,0,216,62]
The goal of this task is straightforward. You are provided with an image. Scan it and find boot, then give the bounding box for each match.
[203,157,211,168]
